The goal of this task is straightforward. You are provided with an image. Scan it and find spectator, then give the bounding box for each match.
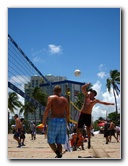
[20,118,26,146]
[108,120,119,142]
[104,119,110,144]
[30,121,36,140]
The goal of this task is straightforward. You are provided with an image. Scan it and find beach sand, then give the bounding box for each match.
[8,133,121,159]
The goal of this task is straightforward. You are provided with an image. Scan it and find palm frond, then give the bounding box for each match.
[106,79,111,92]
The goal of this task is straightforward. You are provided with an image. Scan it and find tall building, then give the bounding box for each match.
[45,74,67,82]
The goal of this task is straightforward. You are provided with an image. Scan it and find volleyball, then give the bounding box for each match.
[74,69,81,76]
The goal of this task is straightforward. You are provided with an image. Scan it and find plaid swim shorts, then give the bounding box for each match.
[47,118,66,144]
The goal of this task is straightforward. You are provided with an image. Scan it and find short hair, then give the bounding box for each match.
[53,85,61,93]
[14,114,18,118]
[89,89,97,96]
[20,118,24,122]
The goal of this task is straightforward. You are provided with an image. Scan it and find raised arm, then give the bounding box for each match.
[42,97,52,125]
[81,83,91,96]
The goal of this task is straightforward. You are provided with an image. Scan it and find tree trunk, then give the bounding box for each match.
[34,110,36,124]
[39,107,42,123]
[113,88,118,125]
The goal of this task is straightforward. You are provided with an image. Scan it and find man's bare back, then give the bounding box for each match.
[49,95,68,118]
[15,118,22,129]
[42,85,69,125]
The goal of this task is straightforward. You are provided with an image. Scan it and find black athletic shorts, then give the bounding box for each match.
[78,113,91,128]
[110,129,116,136]
[20,130,26,139]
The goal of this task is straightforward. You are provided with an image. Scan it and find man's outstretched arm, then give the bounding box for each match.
[96,100,115,105]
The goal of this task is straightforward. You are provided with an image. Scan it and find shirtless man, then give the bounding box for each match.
[13,114,22,148]
[108,120,119,142]
[75,83,115,149]
[42,85,70,158]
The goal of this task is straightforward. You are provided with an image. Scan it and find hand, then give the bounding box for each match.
[87,82,91,86]
[83,82,91,88]
[111,103,115,105]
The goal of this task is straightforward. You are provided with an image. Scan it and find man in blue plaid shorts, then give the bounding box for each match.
[42,85,70,158]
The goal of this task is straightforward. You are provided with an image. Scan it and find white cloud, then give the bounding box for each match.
[102,90,121,111]
[97,72,107,79]
[9,75,29,84]
[92,80,102,99]
[92,81,120,121]
[33,56,41,63]
[31,49,46,63]
[99,64,104,70]
[102,89,114,102]
[48,44,62,54]
[8,75,30,91]
[92,105,106,121]
[32,49,43,57]
[98,64,107,71]
[97,64,108,79]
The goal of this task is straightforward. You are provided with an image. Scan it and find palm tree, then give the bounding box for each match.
[32,87,47,106]
[19,101,35,117]
[21,87,47,123]
[106,70,120,125]
[32,87,47,122]
[75,92,84,110]
[107,112,120,126]
[8,92,22,114]
[8,92,23,133]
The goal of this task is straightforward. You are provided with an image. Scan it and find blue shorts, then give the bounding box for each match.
[13,128,21,138]
[47,118,66,144]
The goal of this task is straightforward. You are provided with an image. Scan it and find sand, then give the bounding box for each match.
[8,133,121,159]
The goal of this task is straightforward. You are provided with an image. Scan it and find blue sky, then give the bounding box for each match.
[8,8,120,120]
